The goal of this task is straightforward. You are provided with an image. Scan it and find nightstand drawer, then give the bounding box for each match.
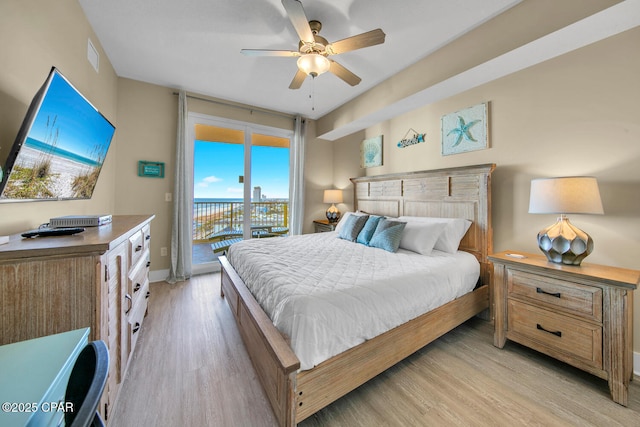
[508,270,602,322]
[508,299,603,369]
[313,220,336,233]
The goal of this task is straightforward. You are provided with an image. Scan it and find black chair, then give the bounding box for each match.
[65,340,109,427]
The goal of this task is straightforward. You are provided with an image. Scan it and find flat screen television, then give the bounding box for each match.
[0,67,115,202]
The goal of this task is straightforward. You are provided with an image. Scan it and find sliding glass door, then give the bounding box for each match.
[190,114,292,269]
[250,133,290,239]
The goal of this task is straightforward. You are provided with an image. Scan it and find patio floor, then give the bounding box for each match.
[193,242,218,265]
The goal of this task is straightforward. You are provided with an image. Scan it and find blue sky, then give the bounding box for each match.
[29,70,114,160]
[194,141,289,199]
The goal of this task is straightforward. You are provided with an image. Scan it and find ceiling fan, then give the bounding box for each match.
[241,0,386,89]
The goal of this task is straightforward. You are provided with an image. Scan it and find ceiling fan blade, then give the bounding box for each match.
[327,29,386,55]
[289,69,307,89]
[328,60,361,86]
[282,0,314,43]
[241,49,300,57]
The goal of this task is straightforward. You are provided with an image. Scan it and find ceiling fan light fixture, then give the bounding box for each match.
[297,53,330,77]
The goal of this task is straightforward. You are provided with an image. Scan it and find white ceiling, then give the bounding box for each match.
[78,0,522,120]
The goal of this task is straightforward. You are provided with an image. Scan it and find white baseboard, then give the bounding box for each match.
[193,262,221,275]
[150,262,220,283]
[635,351,640,378]
[149,269,169,283]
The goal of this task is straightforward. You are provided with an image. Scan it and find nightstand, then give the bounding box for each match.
[489,251,638,406]
[313,219,337,233]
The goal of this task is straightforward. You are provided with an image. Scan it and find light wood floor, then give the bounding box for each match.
[110,273,640,427]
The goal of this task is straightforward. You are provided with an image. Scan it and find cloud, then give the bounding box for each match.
[203,176,222,183]
[197,175,223,187]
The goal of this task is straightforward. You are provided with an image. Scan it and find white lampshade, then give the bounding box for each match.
[529,177,604,215]
[297,54,330,77]
[323,189,343,204]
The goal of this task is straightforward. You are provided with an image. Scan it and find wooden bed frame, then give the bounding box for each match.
[219,163,495,426]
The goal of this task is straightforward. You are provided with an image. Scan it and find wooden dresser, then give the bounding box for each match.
[490,251,638,406]
[0,215,154,422]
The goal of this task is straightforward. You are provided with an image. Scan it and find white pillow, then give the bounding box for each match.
[398,216,472,254]
[398,221,446,255]
[334,211,367,234]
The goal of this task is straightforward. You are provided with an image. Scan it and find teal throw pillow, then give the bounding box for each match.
[369,218,407,252]
[337,214,369,242]
[356,215,383,245]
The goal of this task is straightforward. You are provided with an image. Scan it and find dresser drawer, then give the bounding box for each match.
[142,224,151,250]
[128,289,148,353]
[129,230,145,267]
[128,251,150,308]
[508,270,602,322]
[508,299,603,369]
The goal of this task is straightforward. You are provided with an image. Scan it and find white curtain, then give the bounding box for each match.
[167,90,192,283]
[289,115,306,235]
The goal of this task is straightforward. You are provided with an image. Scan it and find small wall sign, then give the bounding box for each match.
[138,161,165,178]
[397,128,426,148]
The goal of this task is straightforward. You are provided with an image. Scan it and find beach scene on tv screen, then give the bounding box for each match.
[1,72,114,200]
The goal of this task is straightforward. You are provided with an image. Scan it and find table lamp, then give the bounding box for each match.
[528,176,604,265]
[323,189,343,222]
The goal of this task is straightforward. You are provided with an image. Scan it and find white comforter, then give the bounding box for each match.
[227,232,479,370]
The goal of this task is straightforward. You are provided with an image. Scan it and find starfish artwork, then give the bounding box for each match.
[447,116,480,147]
[441,103,488,155]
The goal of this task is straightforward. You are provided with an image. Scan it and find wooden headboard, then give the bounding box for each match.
[350,163,495,285]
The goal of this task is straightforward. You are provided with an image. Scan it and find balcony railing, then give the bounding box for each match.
[193,200,289,243]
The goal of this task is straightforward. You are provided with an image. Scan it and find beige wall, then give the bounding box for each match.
[303,119,336,232]
[114,80,177,271]
[327,28,640,352]
[0,0,118,234]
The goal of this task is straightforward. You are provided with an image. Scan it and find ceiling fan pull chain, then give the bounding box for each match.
[310,76,315,111]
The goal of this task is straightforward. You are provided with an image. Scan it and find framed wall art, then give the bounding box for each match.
[441,102,488,156]
[138,160,165,178]
[361,135,383,168]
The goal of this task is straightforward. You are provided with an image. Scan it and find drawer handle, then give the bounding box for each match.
[134,283,141,292]
[536,287,561,298]
[133,322,140,334]
[125,294,132,314]
[146,291,150,299]
[135,245,143,252]
[145,235,151,241]
[536,323,562,337]
[146,261,151,268]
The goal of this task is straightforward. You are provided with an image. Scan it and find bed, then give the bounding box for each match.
[219,163,495,426]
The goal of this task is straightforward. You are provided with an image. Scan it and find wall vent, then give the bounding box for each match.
[87,38,99,73]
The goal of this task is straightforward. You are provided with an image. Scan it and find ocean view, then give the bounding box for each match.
[193,198,289,241]
[194,198,243,203]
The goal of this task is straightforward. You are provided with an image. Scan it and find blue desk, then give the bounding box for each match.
[0,328,90,427]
